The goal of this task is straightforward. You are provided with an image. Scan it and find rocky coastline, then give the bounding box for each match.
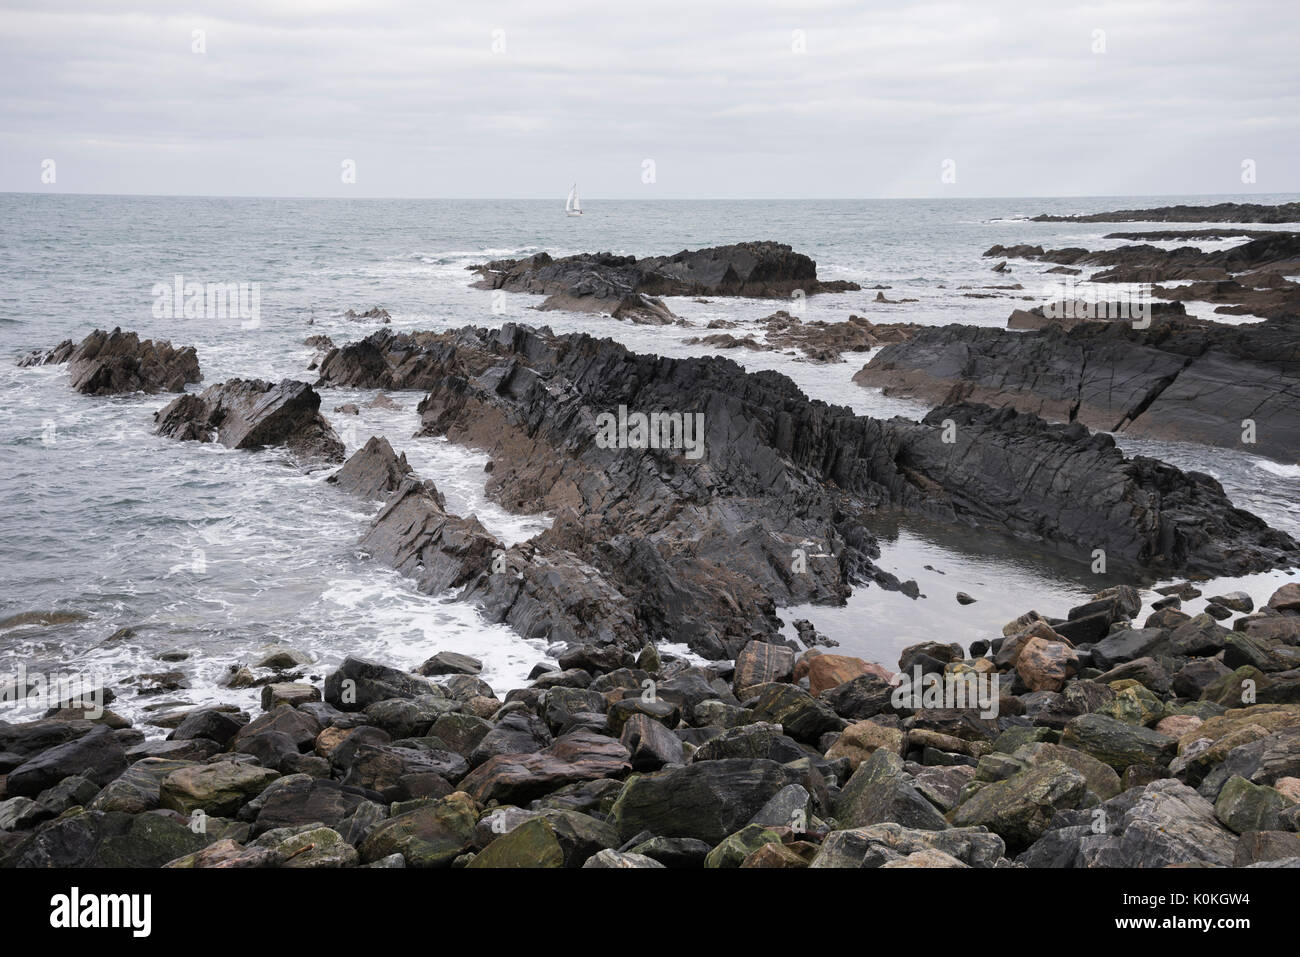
[5,213,1299,870]
[3,578,1299,868]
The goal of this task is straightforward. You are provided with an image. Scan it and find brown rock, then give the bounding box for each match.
[1015,636,1079,692]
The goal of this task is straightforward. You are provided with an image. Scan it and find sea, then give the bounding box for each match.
[1,192,1297,728]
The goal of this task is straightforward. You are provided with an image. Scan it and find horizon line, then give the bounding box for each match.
[2,189,1297,203]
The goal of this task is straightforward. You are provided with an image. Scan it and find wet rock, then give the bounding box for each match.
[1060,713,1178,770]
[168,708,247,745]
[261,683,320,711]
[950,760,1087,850]
[704,824,785,868]
[467,711,551,768]
[610,758,803,844]
[1081,779,1239,867]
[5,725,128,797]
[620,713,685,770]
[1214,775,1292,833]
[1268,583,1300,613]
[834,749,948,831]
[746,683,843,743]
[459,731,630,806]
[326,436,413,501]
[19,327,200,395]
[253,824,359,868]
[466,816,565,868]
[809,822,1005,868]
[88,757,200,814]
[9,808,212,868]
[154,378,344,462]
[358,791,478,867]
[732,641,795,695]
[416,651,483,677]
[856,311,1300,466]
[1015,637,1079,692]
[690,722,807,764]
[324,656,440,711]
[885,403,1299,576]
[469,243,860,321]
[825,719,905,770]
[159,760,281,816]
[583,848,665,868]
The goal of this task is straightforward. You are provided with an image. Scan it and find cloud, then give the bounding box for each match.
[1,0,1297,196]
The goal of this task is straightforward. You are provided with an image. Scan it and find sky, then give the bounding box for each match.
[1,0,1297,199]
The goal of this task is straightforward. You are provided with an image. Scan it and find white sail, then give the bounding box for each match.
[566,183,582,215]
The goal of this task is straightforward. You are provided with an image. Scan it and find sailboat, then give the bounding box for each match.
[565,183,583,216]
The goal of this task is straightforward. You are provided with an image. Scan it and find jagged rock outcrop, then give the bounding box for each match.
[326,437,413,501]
[854,317,1300,464]
[323,325,1293,659]
[888,403,1299,576]
[468,242,860,322]
[17,327,200,395]
[153,379,344,462]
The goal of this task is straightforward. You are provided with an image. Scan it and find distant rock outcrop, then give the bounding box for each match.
[468,242,861,323]
[18,328,201,395]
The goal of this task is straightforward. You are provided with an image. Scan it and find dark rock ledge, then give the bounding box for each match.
[468,242,861,324]
[312,324,1296,669]
[854,316,1300,464]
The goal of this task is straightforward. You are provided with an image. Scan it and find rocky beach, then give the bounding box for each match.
[3,204,1300,871]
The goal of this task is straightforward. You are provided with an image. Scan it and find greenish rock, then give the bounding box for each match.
[704,824,784,868]
[628,835,713,867]
[974,752,1027,783]
[159,760,281,816]
[1012,742,1122,800]
[609,758,803,844]
[533,778,625,815]
[991,726,1058,753]
[1059,713,1177,770]
[428,713,493,757]
[90,757,201,814]
[745,683,843,743]
[636,643,662,675]
[606,696,679,736]
[1099,680,1165,727]
[949,760,1088,851]
[256,825,359,868]
[1202,666,1270,707]
[833,748,948,831]
[466,817,565,868]
[357,791,477,867]
[0,797,45,831]
[1214,775,1293,834]
[90,812,210,867]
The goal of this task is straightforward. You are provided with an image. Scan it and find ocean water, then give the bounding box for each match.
[1,192,1297,727]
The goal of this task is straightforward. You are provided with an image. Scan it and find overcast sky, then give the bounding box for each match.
[2,0,1297,198]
